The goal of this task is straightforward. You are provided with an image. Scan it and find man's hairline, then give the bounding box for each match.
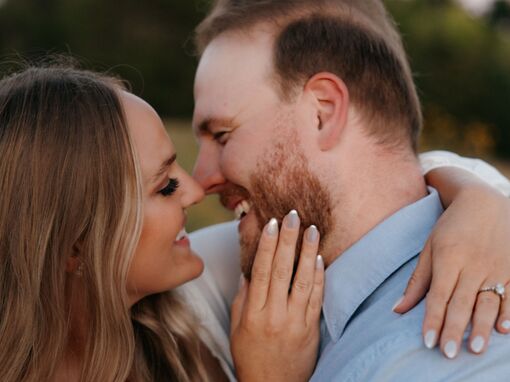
[193,24,297,136]
[196,16,417,156]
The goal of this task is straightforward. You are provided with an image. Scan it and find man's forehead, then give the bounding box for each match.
[194,29,275,90]
[192,29,284,139]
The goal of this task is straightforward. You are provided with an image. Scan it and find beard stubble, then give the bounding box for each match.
[240,130,333,280]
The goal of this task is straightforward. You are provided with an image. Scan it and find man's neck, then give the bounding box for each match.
[321,147,427,267]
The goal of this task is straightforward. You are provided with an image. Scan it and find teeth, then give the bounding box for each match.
[234,200,252,220]
[235,204,244,220]
[176,228,187,241]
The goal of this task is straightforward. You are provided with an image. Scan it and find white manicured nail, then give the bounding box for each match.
[424,330,437,349]
[502,320,510,331]
[316,255,324,270]
[239,275,245,290]
[307,225,319,242]
[444,340,458,359]
[470,336,485,353]
[286,210,299,229]
[392,296,404,312]
[266,218,278,236]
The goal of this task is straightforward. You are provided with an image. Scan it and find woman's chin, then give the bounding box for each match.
[173,251,205,286]
[187,252,205,280]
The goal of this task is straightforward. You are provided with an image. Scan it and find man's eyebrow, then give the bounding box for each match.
[152,153,177,182]
[196,117,236,134]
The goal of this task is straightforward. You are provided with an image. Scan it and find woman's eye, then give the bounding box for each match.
[158,178,180,197]
[213,131,230,145]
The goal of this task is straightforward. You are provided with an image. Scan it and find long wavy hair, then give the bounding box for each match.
[0,64,210,381]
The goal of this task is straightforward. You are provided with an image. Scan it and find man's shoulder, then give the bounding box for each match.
[189,221,241,305]
[314,297,510,382]
[315,260,510,382]
[189,220,238,246]
[343,330,510,382]
[189,220,240,264]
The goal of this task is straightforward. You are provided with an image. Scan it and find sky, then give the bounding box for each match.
[457,0,499,14]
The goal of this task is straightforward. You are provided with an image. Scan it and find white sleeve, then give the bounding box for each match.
[419,150,510,197]
[189,221,241,306]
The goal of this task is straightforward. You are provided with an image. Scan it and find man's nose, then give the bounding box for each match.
[192,144,226,194]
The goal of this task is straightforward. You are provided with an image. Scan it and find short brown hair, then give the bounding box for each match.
[195,0,422,151]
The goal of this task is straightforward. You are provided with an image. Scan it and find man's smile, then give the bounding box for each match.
[234,200,253,220]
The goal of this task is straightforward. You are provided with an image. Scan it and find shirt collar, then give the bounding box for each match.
[322,187,444,343]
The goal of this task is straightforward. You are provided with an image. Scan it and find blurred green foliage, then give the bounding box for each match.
[0,0,509,159]
[0,0,208,117]
[386,0,510,157]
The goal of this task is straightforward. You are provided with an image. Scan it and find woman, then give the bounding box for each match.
[0,64,509,381]
[0,64,324,381]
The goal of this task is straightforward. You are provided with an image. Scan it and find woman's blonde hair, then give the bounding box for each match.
[0,64,210,381]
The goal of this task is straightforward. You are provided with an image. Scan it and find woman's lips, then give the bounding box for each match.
[174,228,190,247]
[174,236,190,247]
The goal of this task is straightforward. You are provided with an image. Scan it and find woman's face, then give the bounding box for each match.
[121,92,205,305]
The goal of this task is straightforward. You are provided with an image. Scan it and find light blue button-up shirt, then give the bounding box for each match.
[311,188,510,382]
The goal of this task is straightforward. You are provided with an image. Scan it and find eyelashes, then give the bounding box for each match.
[158,178,180,197]
[213,131,230,145]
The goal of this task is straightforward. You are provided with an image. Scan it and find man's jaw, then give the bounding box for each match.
[219,187,262,279]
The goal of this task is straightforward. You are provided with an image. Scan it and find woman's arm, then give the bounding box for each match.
[420,150,510,198]
[394,151,510,358]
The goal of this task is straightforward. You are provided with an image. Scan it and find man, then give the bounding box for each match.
[189,0,510,380]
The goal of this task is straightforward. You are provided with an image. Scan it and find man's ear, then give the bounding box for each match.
[304,73,349,151]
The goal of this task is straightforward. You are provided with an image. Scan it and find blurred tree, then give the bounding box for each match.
[490,0,510,28]
[386,0,510,157]
[0,0,207,117]
[491,0,510,18]
[0,0,509,157]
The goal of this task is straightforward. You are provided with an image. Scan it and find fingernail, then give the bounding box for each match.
[444,340,457,359]
[316,255,324,270]
[285,209,299,229]
[424,330,437,349]
[392,295,404,312]
[239,275,245,290]
[502,320,510,331]
[266,218,278,236]
[307,225,319,242]
[470,336,485,353]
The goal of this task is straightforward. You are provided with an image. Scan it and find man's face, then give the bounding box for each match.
[192,30,333,278]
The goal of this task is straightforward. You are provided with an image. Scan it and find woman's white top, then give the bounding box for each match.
[178,150,510,381]
[178,221,240,381]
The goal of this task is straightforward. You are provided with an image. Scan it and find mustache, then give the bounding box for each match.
[219,183,251,208]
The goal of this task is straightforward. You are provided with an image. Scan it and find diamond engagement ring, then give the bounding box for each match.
[478,283,506,300]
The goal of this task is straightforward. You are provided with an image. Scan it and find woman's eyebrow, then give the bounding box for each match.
[152,153,177,182]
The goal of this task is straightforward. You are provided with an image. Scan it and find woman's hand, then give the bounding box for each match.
[230,210,324,382]
[394,167,510,358]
